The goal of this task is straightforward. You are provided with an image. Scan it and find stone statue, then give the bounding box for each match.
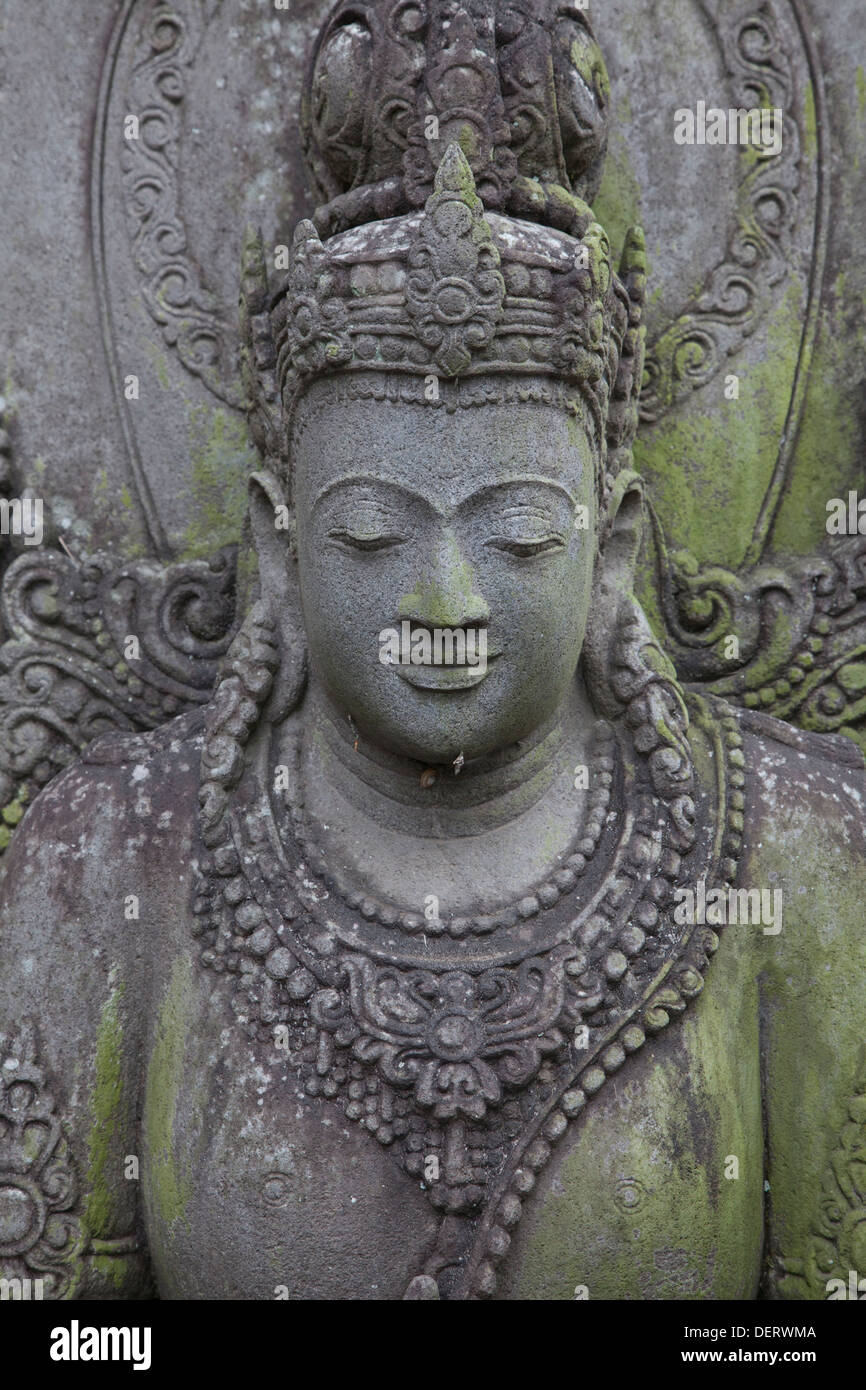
[1,0,865,1301]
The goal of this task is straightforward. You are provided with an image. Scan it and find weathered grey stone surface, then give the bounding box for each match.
[1,0,863,562]
[0,0,865,1303]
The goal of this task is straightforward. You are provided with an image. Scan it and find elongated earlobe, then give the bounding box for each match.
[249,470,294,596]
[581,471,695,844]
[247,470,308,721]
[582,471,646,717]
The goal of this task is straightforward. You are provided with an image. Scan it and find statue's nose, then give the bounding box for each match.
[398,530,489,629]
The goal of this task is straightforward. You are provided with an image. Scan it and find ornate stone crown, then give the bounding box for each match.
[240,0,646,483]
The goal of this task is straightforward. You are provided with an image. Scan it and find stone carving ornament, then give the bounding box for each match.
[0,1025,85,1299]
[99,0,821,545]
[0,0,856,840]
[0,547,237,849]
[1,0,865,1302]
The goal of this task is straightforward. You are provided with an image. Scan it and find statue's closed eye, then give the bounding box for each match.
[327,526,405,553]
[483,506,569,559]
[485,534,567,558]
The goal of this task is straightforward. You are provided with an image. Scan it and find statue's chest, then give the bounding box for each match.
[148,701,757,1296]
[142,1051,442,1299]
[140,934,763,1300]
[495,992,765,1299]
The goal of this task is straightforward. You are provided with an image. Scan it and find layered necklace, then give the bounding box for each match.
[192,685,743,1298]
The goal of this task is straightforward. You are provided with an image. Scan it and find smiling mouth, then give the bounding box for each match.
[394,655,500,691]
[380,621,500,690]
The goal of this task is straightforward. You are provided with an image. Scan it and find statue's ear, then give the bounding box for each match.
[582,470,647,716]
[596,469,646,601]
[248,469,308,718]
[248,469,298,609]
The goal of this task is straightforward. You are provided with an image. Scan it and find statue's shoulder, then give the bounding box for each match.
[721,700,866,860]
[688,690,865,823]
[0,709,205,913]
[60,705,203,823]
[731,702,864,766]
[733,702,865,790]
[80,707,205,777]
[0,710,205,1089]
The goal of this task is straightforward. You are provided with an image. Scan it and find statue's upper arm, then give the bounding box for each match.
[0,759,153,1299]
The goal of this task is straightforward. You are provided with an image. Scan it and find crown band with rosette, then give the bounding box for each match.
[238,1,648,485]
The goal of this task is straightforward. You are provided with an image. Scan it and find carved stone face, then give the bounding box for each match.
[290,381,598,764]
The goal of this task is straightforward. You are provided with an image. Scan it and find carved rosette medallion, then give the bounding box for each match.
[404,145,506,376]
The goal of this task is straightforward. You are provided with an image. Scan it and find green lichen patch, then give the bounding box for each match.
[770,274,864,556]
[144,955,195,1235]
[180,405,255,560]
[85,983,126,1238]
[804,80,818,164]
[91,1252,136,1292]
[634,276,807,573]
[0,782,32,852]
[593,106,645,286]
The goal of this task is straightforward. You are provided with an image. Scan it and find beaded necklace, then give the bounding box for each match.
[192,689,743,1296]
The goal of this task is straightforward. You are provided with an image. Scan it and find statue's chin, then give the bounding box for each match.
[315,673,571,768]
[344,709,514,768]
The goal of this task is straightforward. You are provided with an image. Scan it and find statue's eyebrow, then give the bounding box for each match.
[311,474,438,513]
[456,477,580,512]
[311,473,581,517]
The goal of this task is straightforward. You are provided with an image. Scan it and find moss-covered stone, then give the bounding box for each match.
[85,981,126,1238]
[634,277,807,572]
[180,406,255,560]
[144,955,195,1234]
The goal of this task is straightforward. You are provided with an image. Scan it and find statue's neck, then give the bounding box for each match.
[291,679,593,839]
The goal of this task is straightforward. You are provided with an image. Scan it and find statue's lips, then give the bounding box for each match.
[394,652,500,691]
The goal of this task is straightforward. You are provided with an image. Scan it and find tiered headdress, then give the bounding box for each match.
[240,0,646,494]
